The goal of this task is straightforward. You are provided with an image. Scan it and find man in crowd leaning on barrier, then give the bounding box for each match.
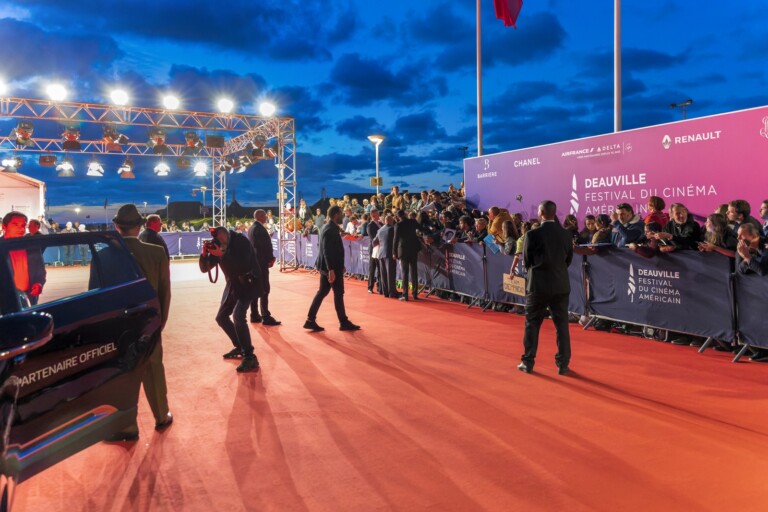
[759,200,768,239]
[473,217,489,243]
[652,203,702,253]
[735,222,768,362]
[610,203,643,247]
[455,215,476,243]
[727,199,763,235]
[140,214,170,259]
[200,226,262,372]
[248,209,281,326]
[488,206,514,244]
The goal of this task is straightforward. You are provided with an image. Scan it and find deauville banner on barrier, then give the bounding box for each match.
[178,232,204,256]
[445,243,485,298]
[301,235,319,268]
[568,256,586,315]
[160,232,181,256]
[348,239,365,276]
[586,249,735,341]
[465,105,768,222]
[734,273,768,348]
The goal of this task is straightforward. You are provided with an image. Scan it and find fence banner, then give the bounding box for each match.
[159,232,181,256]
[342,238,353,273]
[302,234,318,268]
[734,272,768,348]
[445,243,485,298]
[587,249,735,341]
[178,232,205,256]
[348,238,365,276]
[568,256,586,315]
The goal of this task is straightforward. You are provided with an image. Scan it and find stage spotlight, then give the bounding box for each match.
[183,132,203,156]
[162,95,180,110]
[0,157,22,172]
[148,127,170,154]
[218,158,236,173]
[237,153,253,173]
[10,122,34,147]
[87,160,105,177]
[46,83,68,102]
[56,157,75,177]
[62,127,82,151]
[110,89,129,106]
[118,157,135,179]
[0,80,7,97]
[193,161,208,177]
[217,98,234,113]
[259,102,276,117]
[154,161,170,176]
[102,125,129,150]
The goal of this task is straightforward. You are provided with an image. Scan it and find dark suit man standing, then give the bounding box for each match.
[304,206,360,332]
[139,214,170,259]
[376,214,398,298]
[108,204,173,440]
[366,209,383,294]
[248,209,281,325]
[518,200,574,375]
[393,209,422,301]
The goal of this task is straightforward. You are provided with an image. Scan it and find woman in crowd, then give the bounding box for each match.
[644,196,669,227]
[502,220,517,256]
[591,214,613,244]
[510,221,533,274]
[577,215,597,244]
[698,213,737,257]
[562,214,579,240]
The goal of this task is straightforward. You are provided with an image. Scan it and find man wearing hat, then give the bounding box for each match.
[107,204,173,441]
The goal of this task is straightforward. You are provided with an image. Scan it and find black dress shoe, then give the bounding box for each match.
[262,316,282,326]
[517,362,532,374]
[236,355,260,373]
[367,289,374,294]
[250,315,263,323]
[558,366,571,375]
[155,412,174,431]
[223,348,243,359]
[339,321,361,331]
[303,320,325,332]
[399,296,409,302]
[105,431,139,442]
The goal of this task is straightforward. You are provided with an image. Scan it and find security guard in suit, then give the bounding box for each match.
[107,204,173,441]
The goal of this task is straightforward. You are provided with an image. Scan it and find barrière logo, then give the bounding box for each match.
[569,174,579,215]
[761,116,768,140]
[628,263,636,303]
[662,135,672,150]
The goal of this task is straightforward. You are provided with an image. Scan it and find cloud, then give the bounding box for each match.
[392,112,447,143]
[335,116,386,139]
[580,47,688,78]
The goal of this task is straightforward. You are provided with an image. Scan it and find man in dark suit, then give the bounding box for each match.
[376,213,398,298]
[106,204,173,440]
[366,209,383,294]
[518,200,574,375]
[248,209,281,325]
[139,214,170,259]
[393,209,422,301]
[304,206,360,332]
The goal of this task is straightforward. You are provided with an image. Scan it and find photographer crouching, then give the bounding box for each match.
[199,226,263,373]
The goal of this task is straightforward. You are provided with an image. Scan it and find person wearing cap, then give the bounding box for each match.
[105,204,173,441]
[610,203,643,247]
[200,225,263,372]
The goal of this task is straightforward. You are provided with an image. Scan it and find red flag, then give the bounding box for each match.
[494,0,523,28]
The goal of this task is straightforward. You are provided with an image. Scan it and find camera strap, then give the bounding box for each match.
[208,263,219,283]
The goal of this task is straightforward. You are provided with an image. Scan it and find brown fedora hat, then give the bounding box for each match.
[113,203,145,227]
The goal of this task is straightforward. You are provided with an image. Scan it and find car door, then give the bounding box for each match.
[0,231,161,484]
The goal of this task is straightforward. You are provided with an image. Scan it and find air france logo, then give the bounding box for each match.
[761,116,768,139]
[628,263,636,303]
[569,174,579,215]
[662,135,672,150]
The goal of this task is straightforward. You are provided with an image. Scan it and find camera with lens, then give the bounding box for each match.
[203,239,219,252]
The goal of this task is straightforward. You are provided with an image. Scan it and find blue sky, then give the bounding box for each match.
[1,0,767,218]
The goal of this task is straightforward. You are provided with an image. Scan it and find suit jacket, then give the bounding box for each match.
[315,222,345,275]
[123,237,171,328]
[523,220,574,295]
[139,228,170,259]
[247,221,275,267]
[199,232,263,301]
[376,224,395,259]
[393,218,422,259]
[367,220,382,251]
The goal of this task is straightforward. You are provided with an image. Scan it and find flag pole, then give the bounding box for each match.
[476,0,483,156]
[614,0,622,132]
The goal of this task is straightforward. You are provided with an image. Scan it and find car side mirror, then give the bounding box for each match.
[0,312,54,361]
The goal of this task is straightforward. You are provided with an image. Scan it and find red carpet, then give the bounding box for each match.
[15,262,768,511]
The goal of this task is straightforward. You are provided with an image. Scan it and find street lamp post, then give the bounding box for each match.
[670,99,693,120]
[74,207,81,222]
[142,201,147,215]
[192,186,208,224]
[367,135,385,196]
[164,195,170,224]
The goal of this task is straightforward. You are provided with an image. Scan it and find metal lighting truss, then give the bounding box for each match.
[0,97,298,268]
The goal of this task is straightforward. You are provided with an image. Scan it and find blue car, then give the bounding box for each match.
[0,231,162,511]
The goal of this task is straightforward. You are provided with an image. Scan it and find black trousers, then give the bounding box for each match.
[379,257,397,297]
[368,256,381,292]
[217,285,254,356]
[400,255,418,297]
[307,272,348,323]
[522,291,571,369]
[249,267,271,318]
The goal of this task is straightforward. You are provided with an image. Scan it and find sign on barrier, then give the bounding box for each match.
[486,250,525,305]
[587,249,735,341]
[348,239,365,276]
[445,243,485,298]
[302,234,318,268]
[734,272,768,348]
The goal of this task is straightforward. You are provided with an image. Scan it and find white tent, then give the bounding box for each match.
[0,172,46,219]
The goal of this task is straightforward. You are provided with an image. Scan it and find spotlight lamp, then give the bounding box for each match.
[259,102,276,117]
[62,126,82,151]
[217,98,234,113]
[118,157,135,179]
[46,83,68,102]
[237,153,254,173]
[154,161,171,176]
[87,160,105,177]
[0,80,7,97]
[193,161,208,177]
[162,95,180,110]
[110,89,129,106]
[183,132,203,156]
[10,122,34,147]
[148,127,169,155]
[102,124,129,151]
[0,157,22,172]
[56,157,75,177]
[218,158,236,173]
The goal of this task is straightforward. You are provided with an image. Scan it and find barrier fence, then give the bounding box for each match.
[153,232,763,349]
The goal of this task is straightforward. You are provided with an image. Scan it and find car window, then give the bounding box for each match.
[3,235,140,311]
